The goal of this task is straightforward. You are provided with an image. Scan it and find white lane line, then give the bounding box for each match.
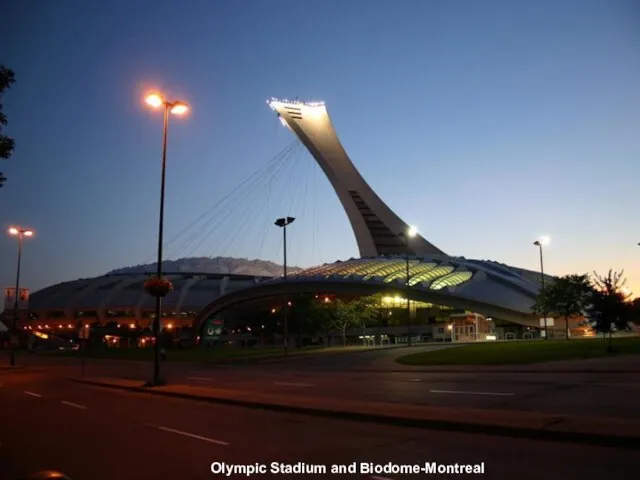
[187,377,213,381]
[430,389,514,396]
[148,424,229,446]
[371,476,395,480]
[409,378,422,382]
[61,401,88,410]
[24,391,42,398]
[274,382,315,387]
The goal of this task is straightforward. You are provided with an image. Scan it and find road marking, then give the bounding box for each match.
[61,401,88,410]
[430,389,514,396]
[274,382,315,387]
[371,476,395,480]
[187,377,213,381]
[409,378,422,382]
[148,424,229,446]
[24,391,42,398]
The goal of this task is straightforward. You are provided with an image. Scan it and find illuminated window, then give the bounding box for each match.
[321,259,371,277]
[362,259,413,280]
[384,262,436,283]
[409,266,454,286]
[430,271,473,290]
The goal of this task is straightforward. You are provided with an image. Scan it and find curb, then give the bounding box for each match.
[43,345,408,367]
[69,378,640,449]
[357,368,640,374]
[253,345,409,365]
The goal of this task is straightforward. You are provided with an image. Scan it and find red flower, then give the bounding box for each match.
[143,277,174,298]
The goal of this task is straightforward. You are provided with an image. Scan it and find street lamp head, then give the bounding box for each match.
[534,236,550,247]
[170,102,189,116]
[275,217,295,227]
[145,93,165,109]
[8,226,35,237]
[407,225,418,238]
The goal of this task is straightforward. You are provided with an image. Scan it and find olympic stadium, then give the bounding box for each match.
[6,98,572,344]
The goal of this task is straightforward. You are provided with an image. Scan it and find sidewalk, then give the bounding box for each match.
[71,376,640,449]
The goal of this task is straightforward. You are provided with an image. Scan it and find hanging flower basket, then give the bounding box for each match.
[143,276,173,298]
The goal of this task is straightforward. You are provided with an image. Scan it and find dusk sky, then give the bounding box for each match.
[2,0,639,298]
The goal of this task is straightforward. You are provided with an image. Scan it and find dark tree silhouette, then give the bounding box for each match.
[586,270,634,351]
[0,65,16,160]
[534,274,593,340]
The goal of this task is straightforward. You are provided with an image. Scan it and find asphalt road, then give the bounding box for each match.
[0,368,637,480]
[14,349,640,420]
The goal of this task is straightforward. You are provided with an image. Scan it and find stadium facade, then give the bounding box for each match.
[9,98,569,341]
[9,272,269,333]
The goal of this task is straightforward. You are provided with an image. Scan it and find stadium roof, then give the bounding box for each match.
[194,255,546,329]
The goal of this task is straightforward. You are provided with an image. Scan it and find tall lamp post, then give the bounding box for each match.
[533,236,550,340]
[400,225,418,347]
[144,93,189,386]
[275,216,295,356]
[7,226,34,366]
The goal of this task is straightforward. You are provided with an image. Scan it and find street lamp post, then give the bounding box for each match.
[533,236,550,340]
[144,93,189,386]
[275,217,295,356]
[7,226,34,366]
[400,225,418,347]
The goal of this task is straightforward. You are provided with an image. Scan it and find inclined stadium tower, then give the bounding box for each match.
[12,98,553,338]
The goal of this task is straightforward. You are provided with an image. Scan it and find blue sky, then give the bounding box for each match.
[2,0,639,296]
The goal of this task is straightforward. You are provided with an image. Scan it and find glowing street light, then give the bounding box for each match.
[533,235,551,339]
[274,216,295,355]
[144,93,189,116]
[400,225,418,347]
[536,236,551,247]
[7,226,35,366]
[143,91,189,387]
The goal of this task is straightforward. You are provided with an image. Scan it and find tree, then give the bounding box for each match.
[586,270,634,351]
[287,294,332,344]
[631,298,640,325]
[533,274,593,340]
[0,65,16,160]
[329,297,377,346]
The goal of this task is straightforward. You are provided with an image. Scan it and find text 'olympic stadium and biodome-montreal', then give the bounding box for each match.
[4,97,577,347]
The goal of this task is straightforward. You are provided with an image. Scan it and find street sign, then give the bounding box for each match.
[4,287,30,310]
